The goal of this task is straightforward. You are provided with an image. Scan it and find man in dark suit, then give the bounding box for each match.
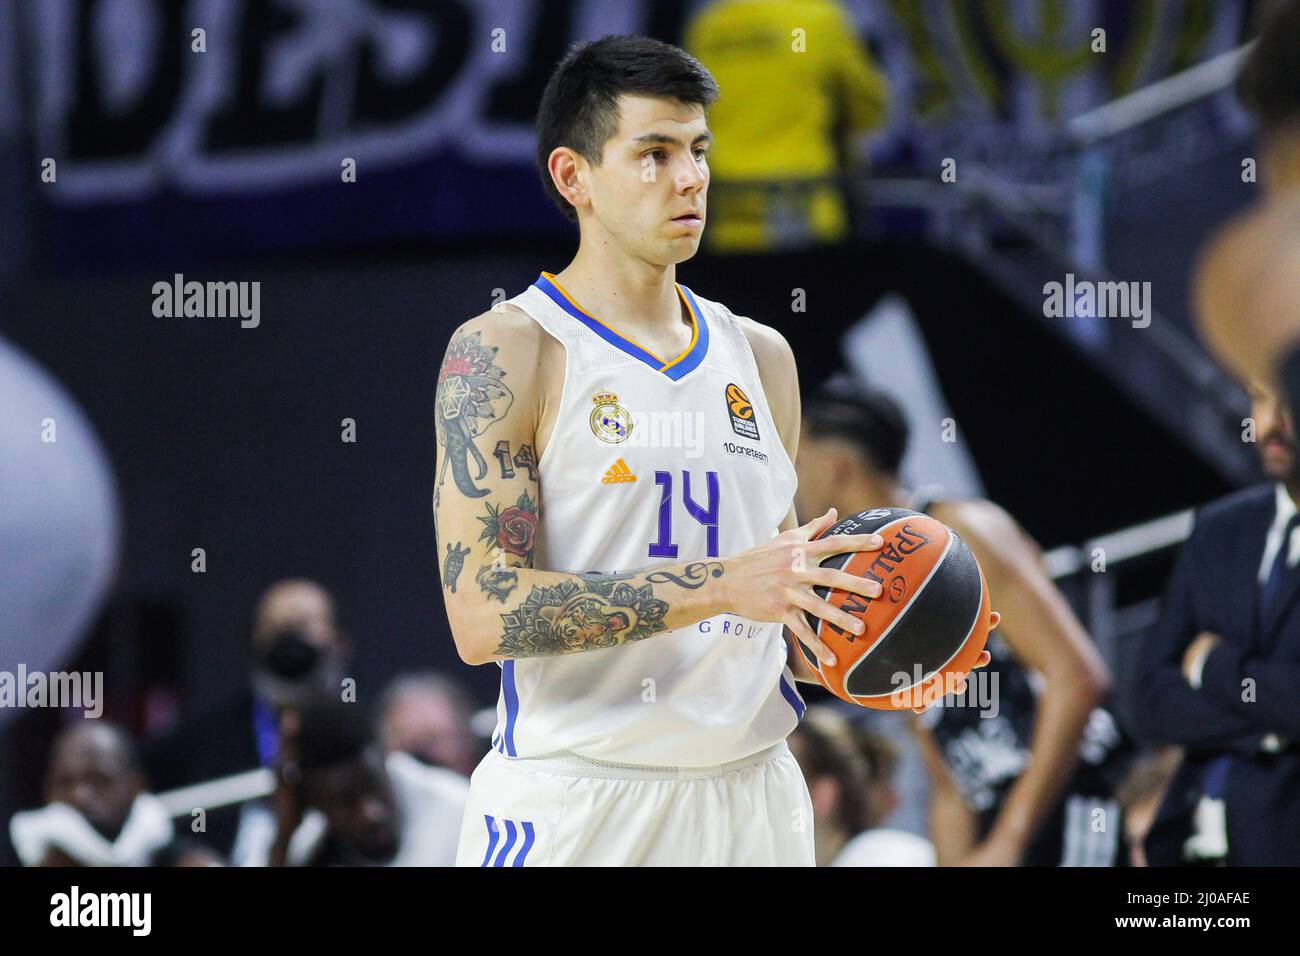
[1135,378,1300,865]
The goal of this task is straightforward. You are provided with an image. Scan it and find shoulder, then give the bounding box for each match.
[444,303,557,389]
[709,303,797,399]
[931,497,1023,542]
[1193,483,1275,533]
[930,498,1038,567]
[452,302,544,352]
[726,309,796,374]
[720,307,800,441]
[687,290,797,391]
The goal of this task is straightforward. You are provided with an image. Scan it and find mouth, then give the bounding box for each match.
[671,212,703,229]
[1263,439,1295,468]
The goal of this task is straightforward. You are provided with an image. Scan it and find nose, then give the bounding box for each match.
[675,155,707,193]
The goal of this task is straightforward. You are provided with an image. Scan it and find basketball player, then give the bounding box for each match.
[796,389,1129,865]
[433,36,994,867]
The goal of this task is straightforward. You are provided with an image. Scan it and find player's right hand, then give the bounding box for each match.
[721,507,884,667]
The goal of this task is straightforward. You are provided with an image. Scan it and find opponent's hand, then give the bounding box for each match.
[721,507,886,668]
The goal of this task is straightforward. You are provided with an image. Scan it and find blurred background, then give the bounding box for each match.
[0,0,1287,866]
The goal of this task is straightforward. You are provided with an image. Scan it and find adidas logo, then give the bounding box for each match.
[601,459,637,484]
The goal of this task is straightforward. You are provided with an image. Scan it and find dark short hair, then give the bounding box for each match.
[803,386,910,477]
[296,696,373,771]
[1237,0,1300,135]
[535,35,719,223]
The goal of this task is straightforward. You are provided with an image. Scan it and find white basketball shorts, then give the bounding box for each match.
[454,740,815,866]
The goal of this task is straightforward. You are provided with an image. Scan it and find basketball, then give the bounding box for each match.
[789,508,992,711]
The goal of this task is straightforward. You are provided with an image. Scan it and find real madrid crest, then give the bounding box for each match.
[590,391,633,444]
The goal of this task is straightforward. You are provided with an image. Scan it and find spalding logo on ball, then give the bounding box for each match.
[789,508,992,711]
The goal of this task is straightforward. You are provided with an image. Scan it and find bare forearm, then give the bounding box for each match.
[930,789,978,866]
[448,558,732,662]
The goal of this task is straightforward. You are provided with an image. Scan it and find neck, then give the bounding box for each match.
[834,476,908,517]
[553,227,683,331]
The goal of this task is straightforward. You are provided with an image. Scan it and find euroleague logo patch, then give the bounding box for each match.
[725,383,759,441]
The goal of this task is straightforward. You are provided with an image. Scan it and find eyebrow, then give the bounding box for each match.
[630,131,713,148]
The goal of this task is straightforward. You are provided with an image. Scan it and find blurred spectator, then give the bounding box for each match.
[1235,0,1300,196]
[265,696,467,867]
[1196,0,1300,388]
[1195,2,1300,582]
[145,578,350,862]
[378,672,479,778]
[9,722,221,867]
[1132,377,1300,865]
[685,0,888,252]
[1115,748,1182,868]
[789,706,935,866]
[798,388,1131,865]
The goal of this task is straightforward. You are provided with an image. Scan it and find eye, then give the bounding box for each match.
[693,146,709,160]
[646,149,667,162]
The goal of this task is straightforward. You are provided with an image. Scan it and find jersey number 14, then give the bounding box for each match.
[649,470,720,558]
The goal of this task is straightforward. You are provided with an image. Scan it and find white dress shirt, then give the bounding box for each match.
[1187,483,1292,754]
[1256,482,1300,586]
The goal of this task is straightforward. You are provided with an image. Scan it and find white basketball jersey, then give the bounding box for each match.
[486,271,804,767]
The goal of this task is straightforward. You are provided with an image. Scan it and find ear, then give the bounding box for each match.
[548,147,587,214]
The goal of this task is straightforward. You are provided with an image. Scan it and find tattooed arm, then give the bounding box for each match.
[434,310,885,665]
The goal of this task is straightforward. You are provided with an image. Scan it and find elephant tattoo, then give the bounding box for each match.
[437,330,514,499]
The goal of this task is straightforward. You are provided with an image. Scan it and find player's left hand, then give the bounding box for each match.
[910,611,999,714]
